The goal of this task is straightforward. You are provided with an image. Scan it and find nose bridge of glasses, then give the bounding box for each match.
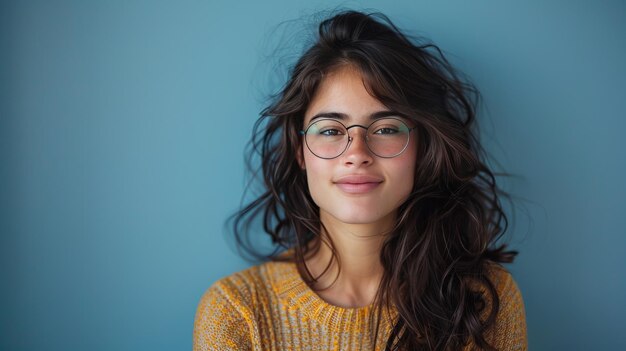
[345,124,369,142]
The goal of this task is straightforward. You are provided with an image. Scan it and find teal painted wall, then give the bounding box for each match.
[1,1,624,349]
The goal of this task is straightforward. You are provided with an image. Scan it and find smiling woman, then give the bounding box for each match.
[193,10,527,351]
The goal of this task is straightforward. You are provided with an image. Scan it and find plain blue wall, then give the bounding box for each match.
[1,1,624,350]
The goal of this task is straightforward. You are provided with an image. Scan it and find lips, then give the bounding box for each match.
[334,175,383,194]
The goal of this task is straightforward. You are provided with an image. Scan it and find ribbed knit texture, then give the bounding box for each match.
[193,261,527,350]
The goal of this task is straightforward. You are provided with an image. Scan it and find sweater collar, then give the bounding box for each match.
[267,260,396,334]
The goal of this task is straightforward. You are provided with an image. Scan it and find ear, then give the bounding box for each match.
[296,145,306,170]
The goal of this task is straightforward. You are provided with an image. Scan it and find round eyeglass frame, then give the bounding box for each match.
[299,117,417,159]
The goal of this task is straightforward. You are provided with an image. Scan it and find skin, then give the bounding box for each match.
[300,65,418,308]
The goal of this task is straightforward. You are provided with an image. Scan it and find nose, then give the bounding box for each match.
[343,127,374,166]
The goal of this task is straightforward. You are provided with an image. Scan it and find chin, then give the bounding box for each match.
[329,208,391,225]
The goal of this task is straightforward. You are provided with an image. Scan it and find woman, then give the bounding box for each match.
[194,10,527,351]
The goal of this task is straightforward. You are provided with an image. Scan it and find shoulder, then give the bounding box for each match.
[193,261,289,351]
[478,262,528,350]
[193,261,294,317]
[204,260,293,305]
[195,261,286,318]
[208,264,267,304]
[483,262,522,299]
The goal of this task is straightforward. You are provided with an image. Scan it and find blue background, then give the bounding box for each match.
[1,1,624,350]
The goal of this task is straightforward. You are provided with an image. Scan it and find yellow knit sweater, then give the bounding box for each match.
[193,260,527,350]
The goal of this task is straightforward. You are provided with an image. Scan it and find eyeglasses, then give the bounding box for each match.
[299,117,416,159]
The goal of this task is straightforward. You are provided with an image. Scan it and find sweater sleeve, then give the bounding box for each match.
[485,267,528,351]
[193,280,255,351]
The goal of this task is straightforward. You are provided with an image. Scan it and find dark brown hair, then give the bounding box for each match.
[232,10,517,350]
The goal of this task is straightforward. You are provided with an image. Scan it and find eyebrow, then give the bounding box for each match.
[308,110,405,123]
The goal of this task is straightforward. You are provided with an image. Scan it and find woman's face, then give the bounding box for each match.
[301,66,418,227]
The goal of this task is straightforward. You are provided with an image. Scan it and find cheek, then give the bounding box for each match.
[393,162,415,193]
[393,145,418,191]
[302,151,328,196]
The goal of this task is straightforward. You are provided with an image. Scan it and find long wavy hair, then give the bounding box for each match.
[231,10,518,351]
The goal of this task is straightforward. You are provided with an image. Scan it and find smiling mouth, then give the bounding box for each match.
[334,181,382,194]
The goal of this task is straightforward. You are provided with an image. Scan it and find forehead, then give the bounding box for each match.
[303,66,389,125]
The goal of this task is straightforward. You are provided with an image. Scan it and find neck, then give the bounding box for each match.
[304,210,394,308]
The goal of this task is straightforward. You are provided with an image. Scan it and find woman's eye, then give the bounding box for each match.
[320,129,343,136]
[373,127,399,135]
